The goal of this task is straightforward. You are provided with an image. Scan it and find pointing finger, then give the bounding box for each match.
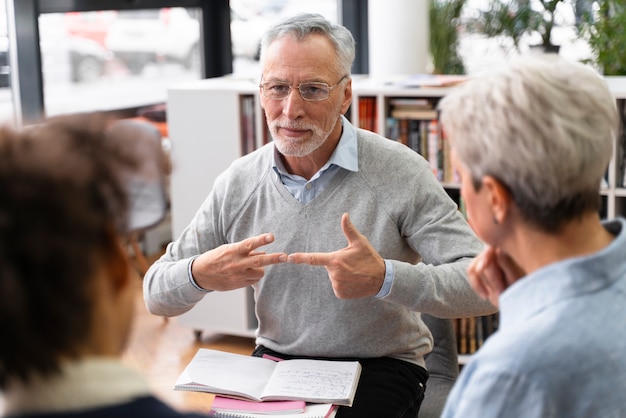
[287,251,334,266]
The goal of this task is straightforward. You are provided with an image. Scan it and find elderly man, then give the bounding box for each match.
[144,14,495,417]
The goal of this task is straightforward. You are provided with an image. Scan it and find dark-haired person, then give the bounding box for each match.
[0,114,206,418]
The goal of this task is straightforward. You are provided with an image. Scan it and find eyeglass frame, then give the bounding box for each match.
[259,75,348,102]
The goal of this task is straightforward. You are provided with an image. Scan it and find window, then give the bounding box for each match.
[8,0,232,124]
[39,8,203,117]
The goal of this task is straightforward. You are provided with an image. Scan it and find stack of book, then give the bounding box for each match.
[208,397,336,417]
[174,348,362,418]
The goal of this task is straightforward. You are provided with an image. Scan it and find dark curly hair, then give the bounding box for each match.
[0,112,150,389]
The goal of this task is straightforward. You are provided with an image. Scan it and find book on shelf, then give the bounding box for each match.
[427,119,442,181]
[388,97,438,121]
[390,108,438,120]
[617,99,626,187]
[358,96,377,132]
[388,97,432,107]
[208,402,337,418]
[175,348,362,406]
[454,313,500,355]
[239,95,256,155]
[398,74,470,88]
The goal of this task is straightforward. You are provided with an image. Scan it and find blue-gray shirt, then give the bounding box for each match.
[442,217,626,418]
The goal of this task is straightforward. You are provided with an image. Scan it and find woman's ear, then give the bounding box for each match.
[482,175,513,225]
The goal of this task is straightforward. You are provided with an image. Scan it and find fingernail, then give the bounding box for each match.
[279,254,287,262]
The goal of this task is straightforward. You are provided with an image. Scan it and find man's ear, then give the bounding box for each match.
[340,78,352,115]
[482,175,513,225]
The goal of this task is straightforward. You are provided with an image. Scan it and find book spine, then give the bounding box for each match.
[427,120,440,180]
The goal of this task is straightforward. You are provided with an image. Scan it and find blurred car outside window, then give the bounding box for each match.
[38,7,203,118]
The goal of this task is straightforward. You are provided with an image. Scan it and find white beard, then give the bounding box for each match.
[269,120,331,157]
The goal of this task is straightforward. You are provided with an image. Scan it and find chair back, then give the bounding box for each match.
[418,314,459,418]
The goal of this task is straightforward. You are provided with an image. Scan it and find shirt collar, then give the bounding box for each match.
[272,115,358,175]
[499,218,626,329]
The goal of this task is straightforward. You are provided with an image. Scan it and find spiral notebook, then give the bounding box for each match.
[208,402,337,418]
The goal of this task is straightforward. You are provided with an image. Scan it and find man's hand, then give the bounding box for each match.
[191,233,287,291]
[288,213,386,299]
[468,246,525,308]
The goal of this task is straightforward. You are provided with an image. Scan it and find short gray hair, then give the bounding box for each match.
[439,54,618,232]
[259,13,355,77]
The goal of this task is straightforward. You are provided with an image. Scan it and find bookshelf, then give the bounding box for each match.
[167,74,626,345]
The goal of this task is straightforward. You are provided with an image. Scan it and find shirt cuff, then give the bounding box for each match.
[375,259,394,298]
[188,255,210,293]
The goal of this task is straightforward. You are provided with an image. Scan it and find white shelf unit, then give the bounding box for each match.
[168,77,263,339]
[167,75,626,341]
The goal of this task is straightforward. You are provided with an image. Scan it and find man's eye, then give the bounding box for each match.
[268,84,290,94]
[301,85,325,95]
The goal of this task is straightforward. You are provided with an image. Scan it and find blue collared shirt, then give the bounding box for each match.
[272,116,394,298]
[442,219,626,417]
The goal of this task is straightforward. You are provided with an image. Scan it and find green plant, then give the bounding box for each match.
[474,0,571,50]
[479,0,538,49]
[535,0,566,48]
[578,0,626,75]
[430,0,466,74]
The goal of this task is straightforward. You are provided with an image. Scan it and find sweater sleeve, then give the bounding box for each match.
[143,145,275,317]
[357,129,496,317]
[386,187,496,317]
[142,192,219,317]
[387,197,496,317]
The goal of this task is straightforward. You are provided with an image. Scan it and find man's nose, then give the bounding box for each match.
[282,87,306,118]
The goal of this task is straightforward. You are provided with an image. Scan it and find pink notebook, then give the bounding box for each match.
[210,396,306,415]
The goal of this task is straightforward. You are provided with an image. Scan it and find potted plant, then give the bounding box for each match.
[473,0,573,53]
[578,0,626,75]
[430,0,467,74]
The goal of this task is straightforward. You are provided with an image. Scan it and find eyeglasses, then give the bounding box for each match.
[259,76,347,101]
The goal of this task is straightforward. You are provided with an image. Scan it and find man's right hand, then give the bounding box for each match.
[191,233,287,291]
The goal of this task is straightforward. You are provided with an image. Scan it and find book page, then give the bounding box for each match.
[186,349,277,400]
[261,359,360,405]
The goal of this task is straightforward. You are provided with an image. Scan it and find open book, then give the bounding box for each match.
[174,348,362,406]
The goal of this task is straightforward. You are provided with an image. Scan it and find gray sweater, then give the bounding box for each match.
[144,127,495,366]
